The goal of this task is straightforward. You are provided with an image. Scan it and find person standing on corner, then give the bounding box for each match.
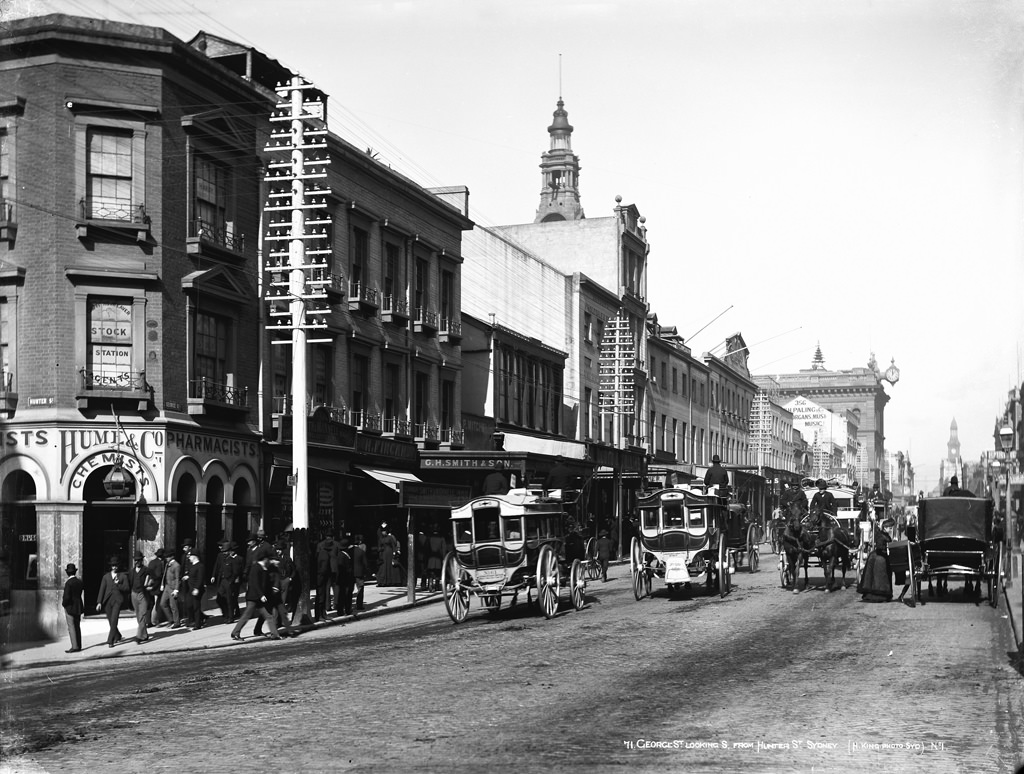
[159,549,181,629]
[185,551,207,630]
[62,562,84,653]
[147,549,167,628]
[96,556,129,647]
[351,535,368,610]
[596,530,614,582]
[127,550,152,643]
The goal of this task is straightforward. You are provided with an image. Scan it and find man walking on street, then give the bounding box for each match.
[315,534,339,622]
[61,563,84,653]
[185,551,207,629]
[96,556,128,647]
[231,546,283,641]
[351,535,368,611]
[127,550,153,643]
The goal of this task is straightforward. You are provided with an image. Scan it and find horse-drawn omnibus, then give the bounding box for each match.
[629,483,754,600]
[441,491,587,623]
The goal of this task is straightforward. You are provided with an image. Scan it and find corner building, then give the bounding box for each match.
[0,16,284,638]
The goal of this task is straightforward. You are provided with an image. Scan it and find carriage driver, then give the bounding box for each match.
[808,478,836,529]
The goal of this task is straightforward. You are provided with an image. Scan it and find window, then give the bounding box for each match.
[672,367,678,394]
[680,422,687,461]
[351,353,369,415]
[413,370,429,428]
[673,419,679,458]
[351,227,368,288]
[415,258,429,312]
[0,130,8,208]
[441,377,455,429]
[661,361,667,386]
[384,242,400,301]
[194,153,230,246]
[0,297,12,392]
[595,319,604,344]
[86,128,133,221]
[384,362,400,420]
[440,269,454,325]
[583,387,592,439]
[195,311,228,385]
[88,298,133,387]
[312,346,330,406]
[584,312,593,343]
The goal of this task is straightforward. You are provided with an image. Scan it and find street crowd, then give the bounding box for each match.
[59,523,453,653]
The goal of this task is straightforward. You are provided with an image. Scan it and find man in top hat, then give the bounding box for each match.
[185,550,207,630]
[178,538,196,625]
[210,539,233,622]
[809,478,837,530]
[127,550,153,643]
[61,562,84,653]
[96,556,129,647]
[596,529,615,582]
[704,454,730,490]
[147,548,167,627]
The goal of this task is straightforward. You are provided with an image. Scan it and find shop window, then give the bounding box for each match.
[87,298,135,389]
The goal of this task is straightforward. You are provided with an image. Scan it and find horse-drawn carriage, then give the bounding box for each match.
[908,496,1001,607]
[777,481,857,592]
[441,491,587,623]
[629,484,756,600]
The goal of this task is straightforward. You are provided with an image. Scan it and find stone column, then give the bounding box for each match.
[31,501,84,641]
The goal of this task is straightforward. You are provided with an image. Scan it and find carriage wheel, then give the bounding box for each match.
[570,559,586,610]
[718,539,731,597]
[442,551,470,624]
[631,537,647,601]
[537,544,560,619]
[749,546,759,573]
[746,524,760,573]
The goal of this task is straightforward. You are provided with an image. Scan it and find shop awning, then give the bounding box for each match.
[356,466,422,492]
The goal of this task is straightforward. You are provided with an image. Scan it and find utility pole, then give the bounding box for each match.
[264,76,331,627]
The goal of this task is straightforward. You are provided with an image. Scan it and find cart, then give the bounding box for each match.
[441,492,587,623]
[914,496,1000,608]
[630,483,736,600]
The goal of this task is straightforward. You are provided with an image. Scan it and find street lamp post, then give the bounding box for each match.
[997,421,1019,652]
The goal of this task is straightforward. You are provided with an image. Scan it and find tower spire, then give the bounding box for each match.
[534,87,585,223]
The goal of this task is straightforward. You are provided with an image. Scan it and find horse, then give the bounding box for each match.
[812,510,853,592]
[781,517,814,592]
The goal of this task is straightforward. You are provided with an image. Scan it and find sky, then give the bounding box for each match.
[5,0,1023,491]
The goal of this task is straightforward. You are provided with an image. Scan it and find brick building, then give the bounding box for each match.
[0,16,285,637]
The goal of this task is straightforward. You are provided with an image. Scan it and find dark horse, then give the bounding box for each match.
[782,516,814,592]
[812,509,853,592]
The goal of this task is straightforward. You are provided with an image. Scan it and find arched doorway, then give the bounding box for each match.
[204,477,224,565]
[82,464,137,610]
[176,475,197,557]
[1,471,38,600]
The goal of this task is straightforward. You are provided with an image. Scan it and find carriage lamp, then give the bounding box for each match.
[998,423,1014,453]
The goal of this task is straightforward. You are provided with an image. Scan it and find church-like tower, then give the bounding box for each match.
[534,97,585,223]
[947,418,960,463]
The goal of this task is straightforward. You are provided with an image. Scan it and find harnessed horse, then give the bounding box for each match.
[810,508,854,591]
[781,500,814,591]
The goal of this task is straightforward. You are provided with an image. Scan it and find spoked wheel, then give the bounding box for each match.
[747,524,759,573]
[536,544,560,619]
[718,538,731,597]
[442,551,470,624]
[749,545,759,573]
[585,539,600,580]
[570,559,585,610]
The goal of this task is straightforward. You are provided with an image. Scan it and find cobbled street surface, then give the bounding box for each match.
[2,561,1022,774]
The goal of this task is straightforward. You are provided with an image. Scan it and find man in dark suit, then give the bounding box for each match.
[185,551,207,629]
[230,546,282,641]
[126,550,152,643]
[351,535,369,610]
[146,549,167,627]
[210,539,232,622]
[62,562,84,652]
[336,537,355,617]
[95,556,129,647]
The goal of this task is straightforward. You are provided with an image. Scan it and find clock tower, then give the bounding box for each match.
[946,418,960,463]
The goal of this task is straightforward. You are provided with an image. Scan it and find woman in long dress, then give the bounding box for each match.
[375,525,403,587]
[857,520,893,602]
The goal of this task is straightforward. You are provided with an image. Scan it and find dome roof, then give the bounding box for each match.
[548,99,573,134]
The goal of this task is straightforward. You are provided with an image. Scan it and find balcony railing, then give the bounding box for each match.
[381,294,410,325]
[348,281,379,314]
[414,307,438,335]
[80,197,148,224]
[191,218,244,253]
[349,409,382,432]
[189,377,249,408]
[439,316,462,343]
[383,416,413,437]
[414,422,440,442]
[80,368,149,392]
[440,427,465,447]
